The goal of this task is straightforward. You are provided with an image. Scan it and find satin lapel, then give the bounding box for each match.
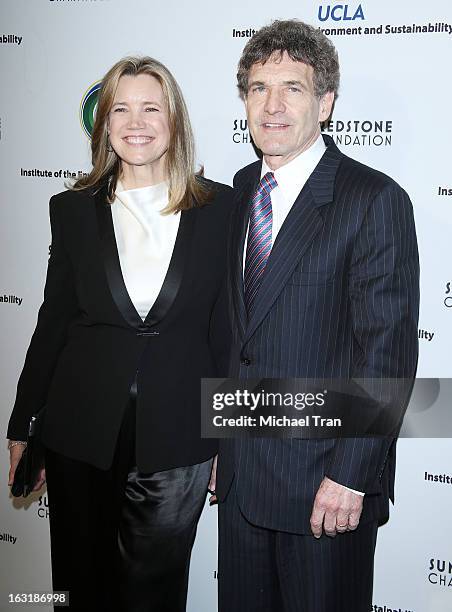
[231,175,259,340]
[243,138,342,345]
[144,209,195,327]
[95,189,143,329]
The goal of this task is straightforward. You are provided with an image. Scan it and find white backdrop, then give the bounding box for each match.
[1,1,451,611]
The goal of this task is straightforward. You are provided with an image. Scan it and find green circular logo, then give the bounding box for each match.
[80,81,101,138]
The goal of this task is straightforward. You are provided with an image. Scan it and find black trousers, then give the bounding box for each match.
[218,482,378,612]
[45,396,212,612]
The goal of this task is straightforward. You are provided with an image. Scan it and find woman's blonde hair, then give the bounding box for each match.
[72,56,212,213]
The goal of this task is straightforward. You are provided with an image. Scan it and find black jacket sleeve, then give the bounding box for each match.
[7,195,79,440]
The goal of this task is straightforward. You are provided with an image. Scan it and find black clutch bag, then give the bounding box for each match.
[11,409,46,498]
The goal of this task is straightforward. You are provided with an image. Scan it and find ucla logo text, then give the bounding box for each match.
[318,4,365,22]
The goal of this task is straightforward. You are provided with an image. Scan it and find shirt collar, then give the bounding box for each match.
[261,134,327,206]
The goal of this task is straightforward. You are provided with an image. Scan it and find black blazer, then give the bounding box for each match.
[8,179,233,473]
[217,135,419,534]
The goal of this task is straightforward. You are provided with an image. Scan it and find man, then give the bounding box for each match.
[215,19,419,612]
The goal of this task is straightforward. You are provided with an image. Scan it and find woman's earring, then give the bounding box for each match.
[107,135,114,153]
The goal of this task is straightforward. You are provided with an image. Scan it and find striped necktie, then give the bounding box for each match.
[244,172,278,314]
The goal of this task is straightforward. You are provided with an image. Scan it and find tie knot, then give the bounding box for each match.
[258,172,277,196]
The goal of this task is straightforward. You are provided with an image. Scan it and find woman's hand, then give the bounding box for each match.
[32,466,46,492]
[8,443,26,486]
[8,443,46,492]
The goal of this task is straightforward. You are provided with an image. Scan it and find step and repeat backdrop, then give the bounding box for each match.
[1,1,451,611]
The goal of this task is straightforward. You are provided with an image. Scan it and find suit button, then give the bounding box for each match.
[240,358,251,366]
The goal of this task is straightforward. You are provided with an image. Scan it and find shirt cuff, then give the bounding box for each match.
[345,486,365,496]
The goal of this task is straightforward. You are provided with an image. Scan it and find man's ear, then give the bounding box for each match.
[319,91,334,122]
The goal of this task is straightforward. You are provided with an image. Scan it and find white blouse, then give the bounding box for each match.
[111,181,180,320]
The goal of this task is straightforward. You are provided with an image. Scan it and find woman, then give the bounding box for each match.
[7,56,231,611]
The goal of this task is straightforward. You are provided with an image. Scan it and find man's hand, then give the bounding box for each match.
[208,455,217,506]
[310,476,363,538]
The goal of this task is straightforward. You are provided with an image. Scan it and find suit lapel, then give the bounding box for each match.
[95,189,143,329]
[244,190,323,344]
[243,137,343,344]
[144,209,195,326]
[95,188,196,331]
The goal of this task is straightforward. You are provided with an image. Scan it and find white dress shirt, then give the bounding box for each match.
[243,134,326,271]
[261,133,327,242]
[244,135,364,498]
[111,181,180,320]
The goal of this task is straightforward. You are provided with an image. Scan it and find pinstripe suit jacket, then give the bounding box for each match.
[217,134,419,534]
